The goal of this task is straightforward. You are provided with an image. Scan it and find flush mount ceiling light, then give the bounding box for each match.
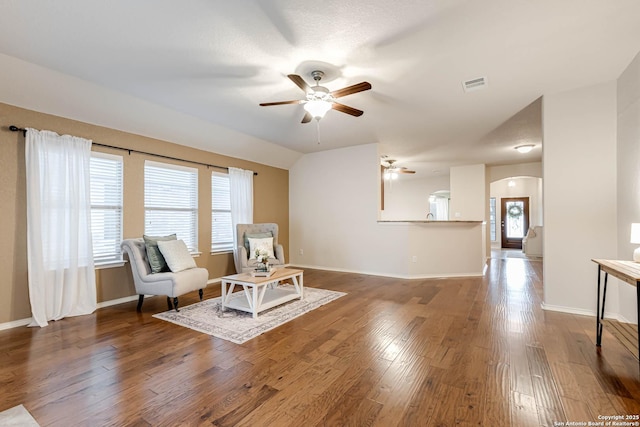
[515,144,535,153]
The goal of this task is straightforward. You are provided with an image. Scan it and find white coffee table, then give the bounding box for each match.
[220,268,304,318]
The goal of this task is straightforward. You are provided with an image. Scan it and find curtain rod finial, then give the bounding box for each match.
[9,125,26,136]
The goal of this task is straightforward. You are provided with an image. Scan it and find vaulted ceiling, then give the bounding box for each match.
[1,1,639,175]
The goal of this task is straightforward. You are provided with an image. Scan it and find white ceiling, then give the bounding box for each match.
[0,0,639,175]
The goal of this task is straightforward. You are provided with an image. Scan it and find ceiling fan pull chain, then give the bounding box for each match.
[316,119,321,144]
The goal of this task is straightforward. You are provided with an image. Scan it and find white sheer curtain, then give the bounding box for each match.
[229,167,254,272]
[25,128,97,327]
[435,197,449,220]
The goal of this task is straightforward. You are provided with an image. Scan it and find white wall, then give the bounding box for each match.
[289,143,485,278]
[490,177,543,247]
[616,50,640,324]
[449,164,486,220]
[542,81,619,316]
[488,162,542,182]
[289,144,408,276]
[405,222,485,277]
[380,174,450,220]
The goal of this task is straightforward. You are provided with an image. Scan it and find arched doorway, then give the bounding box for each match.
[489,175,543,257]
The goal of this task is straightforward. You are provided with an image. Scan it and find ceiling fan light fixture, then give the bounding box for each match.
[304,100,332,119]
[515,144,535,153]
[383,170,398,180]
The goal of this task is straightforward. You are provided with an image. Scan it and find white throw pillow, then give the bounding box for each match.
[157,239,197,272]
[248,237,275,260]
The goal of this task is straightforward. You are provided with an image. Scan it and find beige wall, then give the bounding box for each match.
[0,102,289,324]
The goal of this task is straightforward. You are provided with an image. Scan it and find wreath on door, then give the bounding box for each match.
[507,204,523,218]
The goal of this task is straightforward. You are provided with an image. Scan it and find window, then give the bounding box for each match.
[90,152,123,264]
[428,191,450,220]
[211,172,233,252]
[490,197,496,242]
[144,161,198,252]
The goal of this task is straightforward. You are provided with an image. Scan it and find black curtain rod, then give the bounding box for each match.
[8,125,258,176]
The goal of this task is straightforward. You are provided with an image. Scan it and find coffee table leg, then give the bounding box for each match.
[252,285,258,319]
[221,280,227,311]
[291,273,304,299]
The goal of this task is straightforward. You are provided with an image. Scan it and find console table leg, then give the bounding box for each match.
[596,266,602,347]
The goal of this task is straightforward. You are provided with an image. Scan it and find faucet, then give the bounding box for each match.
[426,212,434,220]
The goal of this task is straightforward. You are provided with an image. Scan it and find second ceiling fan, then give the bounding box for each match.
[382,159,416,180]
[259,70,371,122]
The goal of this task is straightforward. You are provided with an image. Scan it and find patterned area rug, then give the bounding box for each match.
[0,405,40,426]
[153,285,346,344]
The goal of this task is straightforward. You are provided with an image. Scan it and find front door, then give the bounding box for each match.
[501,197,529,249]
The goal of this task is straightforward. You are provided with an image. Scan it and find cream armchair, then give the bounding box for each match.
[121,238,208,312]
[522,226,543,257]
[235,223,285,273]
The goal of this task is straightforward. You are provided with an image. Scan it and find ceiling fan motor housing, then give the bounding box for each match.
[307,70,332,101]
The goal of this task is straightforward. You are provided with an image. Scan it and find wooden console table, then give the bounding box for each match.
[592,259,639,362]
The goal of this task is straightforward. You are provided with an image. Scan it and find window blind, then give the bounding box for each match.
[90,153,123,264]
[144,160,198,251]
[211,173,233,252]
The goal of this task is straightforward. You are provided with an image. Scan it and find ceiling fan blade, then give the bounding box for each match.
[288,74,311,93]
[301,111,312,123]
[330,81,372,98]
[259,100,303,106]
[397,169,416,174]
[332,102,364,117]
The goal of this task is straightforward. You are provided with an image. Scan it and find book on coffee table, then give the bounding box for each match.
[251,268,274,277]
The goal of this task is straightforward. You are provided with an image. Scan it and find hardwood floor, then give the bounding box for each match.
[1,258,639,426]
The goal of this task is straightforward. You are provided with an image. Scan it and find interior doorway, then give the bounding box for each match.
[501,197,529,249]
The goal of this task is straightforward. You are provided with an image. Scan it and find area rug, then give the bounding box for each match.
[153,285,346,344]
[0,405,40,426]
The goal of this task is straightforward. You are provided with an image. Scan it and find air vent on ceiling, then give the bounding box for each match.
[462,77,488,93]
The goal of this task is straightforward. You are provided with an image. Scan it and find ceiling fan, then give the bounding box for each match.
[382,159,416,179]
[259,70,371,122]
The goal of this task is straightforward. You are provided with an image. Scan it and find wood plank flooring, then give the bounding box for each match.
[1,257,639,426]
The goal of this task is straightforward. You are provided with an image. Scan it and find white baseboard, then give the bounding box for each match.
[289,263,484,280]
[96,294,140,309]
[0,295,142,331]
[540,302,628,322]
[0,317,32,331]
